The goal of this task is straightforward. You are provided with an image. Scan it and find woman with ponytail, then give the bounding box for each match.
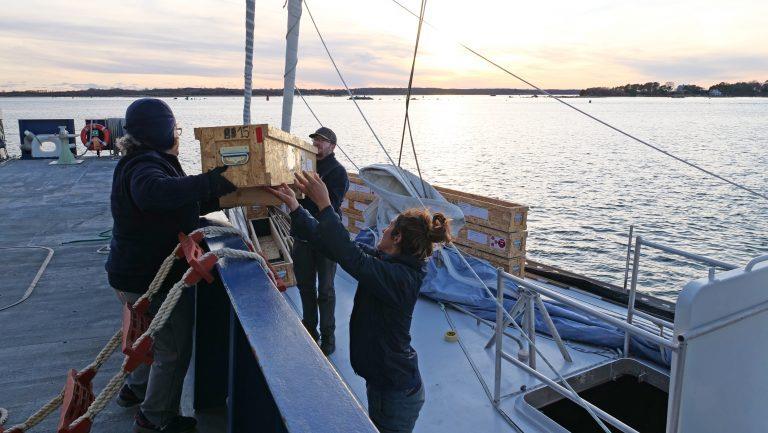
[268,171,450,433]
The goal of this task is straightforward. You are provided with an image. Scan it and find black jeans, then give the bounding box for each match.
[366,382,426,433]
[292,240,337,341]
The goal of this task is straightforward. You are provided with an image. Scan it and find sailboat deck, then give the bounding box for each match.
[0,158,225,432]
[1,157,660,433]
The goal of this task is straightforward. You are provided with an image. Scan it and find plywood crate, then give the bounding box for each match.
[455,224,527,258]
[341,197,371,218]
[435,186,528,233]
[456,244,525,278]
[342,213,367,235]
[346,172,376,203]
[247,216,296,287]
[245,204,270,220]
[195,124,317,207]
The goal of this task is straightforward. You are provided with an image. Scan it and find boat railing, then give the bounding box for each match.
[492,267,679,433]
[623,237,737,355]
[492,242,768,433]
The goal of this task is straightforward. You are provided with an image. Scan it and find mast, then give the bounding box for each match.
[243,0,256,124]
[281,0,302,132]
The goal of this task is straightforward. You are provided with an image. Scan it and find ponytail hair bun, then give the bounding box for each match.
[427,213,451,243]
[392,209,452,260]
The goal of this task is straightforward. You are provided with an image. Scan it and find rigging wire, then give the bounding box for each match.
[396,0,428,198]
[303,0,426,194]
[295,86,360,172]
[302,3,613,431]
[387,0,768,202]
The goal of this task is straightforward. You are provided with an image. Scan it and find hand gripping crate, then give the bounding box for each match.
[195,124,317,207]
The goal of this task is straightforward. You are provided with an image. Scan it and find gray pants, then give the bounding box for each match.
[366,383,426,433]
[114,288,194,427]
[291,240,337,341]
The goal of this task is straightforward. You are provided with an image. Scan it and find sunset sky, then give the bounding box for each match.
[1,0,766,91]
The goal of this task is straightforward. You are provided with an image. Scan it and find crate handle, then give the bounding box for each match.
[219,145,250,166]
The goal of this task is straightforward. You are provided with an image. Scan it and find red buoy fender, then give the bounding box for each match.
[80,124,111,150]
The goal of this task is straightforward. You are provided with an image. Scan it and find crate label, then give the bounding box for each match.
[353,201,368,212]
[342,199,349,208]
[349,183,373,194]
[354,220,366,229]
[489,235,507,251]
[458,201,489,220]
[222,126,250,140]
[301,155,313,171]
[467,229,489,244]
[514,212,523,224]
[342,215,349,225]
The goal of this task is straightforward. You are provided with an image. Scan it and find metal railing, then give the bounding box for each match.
[492,266,679,433]
[623,236,737,356]
[490,235,767,433]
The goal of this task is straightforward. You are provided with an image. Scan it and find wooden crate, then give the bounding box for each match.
[346,173,376,203]
[435,186,528,232]
[342,213,367,235]
[196,124,317,206]
[341,197,370,218]
[456,245,525,277]
[455,224,527,258]
[245,204,270,220]
[247,216,296,287]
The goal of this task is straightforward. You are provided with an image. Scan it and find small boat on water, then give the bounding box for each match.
[1,1,766,433]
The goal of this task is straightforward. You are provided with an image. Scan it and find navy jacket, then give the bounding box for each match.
[106,150,219,293]
[298,153,348,218]
[291,206,424,391]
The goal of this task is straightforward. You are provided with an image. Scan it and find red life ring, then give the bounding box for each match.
[80,124,111,150]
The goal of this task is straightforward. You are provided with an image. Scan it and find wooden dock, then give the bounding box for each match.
[0,158,224,432]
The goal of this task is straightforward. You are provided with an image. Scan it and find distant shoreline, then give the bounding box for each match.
[0,87,581,98]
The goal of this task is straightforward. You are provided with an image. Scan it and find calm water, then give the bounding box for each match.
[2,96,766,300]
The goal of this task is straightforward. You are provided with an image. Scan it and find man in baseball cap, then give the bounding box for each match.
[293,126,349,355]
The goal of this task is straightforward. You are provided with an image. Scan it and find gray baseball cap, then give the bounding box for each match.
[309,126,337,145]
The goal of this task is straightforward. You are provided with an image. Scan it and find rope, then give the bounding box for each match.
[0,246,54,312]
[440,303,524,433]
[388,0,768,203]
[243,0,256,124]
[303,2,609,429]
[3,332,122,432]
[445,241,612,433]
[296,86,361,171]
[75,266,196,426]
[303,0,399,169]
[395,0,428,198]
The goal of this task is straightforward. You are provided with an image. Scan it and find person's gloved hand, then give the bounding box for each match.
[206,165,237,198]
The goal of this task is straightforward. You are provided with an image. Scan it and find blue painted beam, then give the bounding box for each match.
[205,233,377,433]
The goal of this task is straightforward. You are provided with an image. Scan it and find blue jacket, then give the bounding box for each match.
[106,150,219,293]
[291,206,424,391]
[298,153,348,218]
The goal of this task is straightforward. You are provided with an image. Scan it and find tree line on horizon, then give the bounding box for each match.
[580,80,768,97]
[0,87,581,98]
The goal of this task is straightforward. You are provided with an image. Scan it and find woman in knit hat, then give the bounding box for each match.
[106,98,236,433]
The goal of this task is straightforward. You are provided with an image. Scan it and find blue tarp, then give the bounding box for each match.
[355,228,670,366]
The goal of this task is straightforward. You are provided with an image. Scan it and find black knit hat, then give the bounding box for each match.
[124,98,176,151]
